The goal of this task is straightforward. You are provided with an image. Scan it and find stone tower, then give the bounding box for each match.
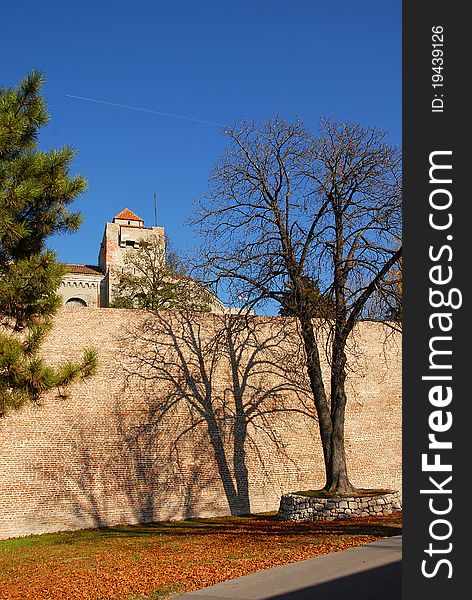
[58,208,165,308]
[98,208,165,307]
[57,208,232,312]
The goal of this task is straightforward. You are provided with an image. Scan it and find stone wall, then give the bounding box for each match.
[0,309,401,540]
[278,491,402,521]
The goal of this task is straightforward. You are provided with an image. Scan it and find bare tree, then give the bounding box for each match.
[123,312,312,515]
[367,256,402,329]
[193,116,402,495]
[111,234,213,312]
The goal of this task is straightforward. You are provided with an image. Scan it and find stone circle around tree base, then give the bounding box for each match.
[278,490,401,521]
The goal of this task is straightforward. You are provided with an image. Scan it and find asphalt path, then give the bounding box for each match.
[172,535,402,600]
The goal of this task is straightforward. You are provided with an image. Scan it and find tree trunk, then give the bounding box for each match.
[298,312,355,495]
[297,312,333,482]
[325,343,355,494]
[325,402,355,494]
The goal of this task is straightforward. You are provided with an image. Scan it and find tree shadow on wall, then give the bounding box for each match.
[114,404,215,522]
[34,428,119,529]
[120,312,314,517]
[33,412,213,528]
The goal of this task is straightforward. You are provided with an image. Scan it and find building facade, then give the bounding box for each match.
[58,208,166,308]
[58,208,229,312]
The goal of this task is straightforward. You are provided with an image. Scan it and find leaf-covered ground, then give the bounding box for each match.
[0,512,402,600]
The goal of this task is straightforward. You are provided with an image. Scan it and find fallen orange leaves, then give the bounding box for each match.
[0,512,402,600]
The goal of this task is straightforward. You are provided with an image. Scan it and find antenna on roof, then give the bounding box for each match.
[153,192,158,226]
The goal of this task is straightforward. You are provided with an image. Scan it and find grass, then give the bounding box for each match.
[291,488,395,498]
[0,511,402,600]
[126,585,185,600]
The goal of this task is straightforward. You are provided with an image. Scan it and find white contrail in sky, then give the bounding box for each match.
[65,94,224,128]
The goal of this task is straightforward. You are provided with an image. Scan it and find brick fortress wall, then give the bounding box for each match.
[0,309,401,539]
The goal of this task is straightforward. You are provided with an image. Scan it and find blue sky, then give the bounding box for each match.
[2,0,401,268]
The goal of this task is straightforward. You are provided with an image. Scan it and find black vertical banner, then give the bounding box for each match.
[403,2,468,598]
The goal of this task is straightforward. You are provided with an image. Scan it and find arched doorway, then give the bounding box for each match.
[65,297,88,308]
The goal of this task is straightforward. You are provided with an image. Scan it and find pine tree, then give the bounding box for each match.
[0,71,97,416]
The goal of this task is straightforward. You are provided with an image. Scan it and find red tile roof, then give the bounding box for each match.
[114,208,144,222]
[64,264,103,275]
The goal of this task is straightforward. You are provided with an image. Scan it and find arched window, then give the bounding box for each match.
[65,297,87,308]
